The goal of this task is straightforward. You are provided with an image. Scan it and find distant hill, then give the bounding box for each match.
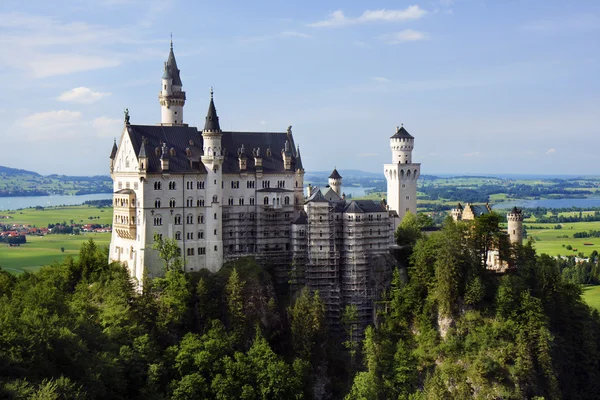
[0,165,112,197]
[0,165,41,177]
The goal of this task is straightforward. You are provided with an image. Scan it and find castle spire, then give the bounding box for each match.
[203,89,221,133]
[159,37,186,125]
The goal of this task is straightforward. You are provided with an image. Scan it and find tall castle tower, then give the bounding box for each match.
[328,168,342,196]
[507,207,523,244]
[158,39,186,125]
[201,89,224,270]
[384,125,420,220]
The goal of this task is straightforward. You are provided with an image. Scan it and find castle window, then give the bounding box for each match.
[239,197,244,205]
[214,213,218,219]
[198,230,204,239]
[169,181,176,190]
[186,214,193,224]
[319,231,323,237]
[264,197,269,205]
[175,231,181,240]
[187,248,195,256]
[154,182,162,190]
[169,199,176,208]
[214,245,218,251]
[198,214,204,224]
[187,232,194,240]
[197,181,205,189]
[213,195,218,203]
[174,215,182,225]
[250,197,255,205]
[284,196,290,205]
[153,216,162,226]
[118,182,123,189]
[187,198,194,207]
[155,200,161,208]
[214,229,217,235]
[199,247,206,255]
[406,196,410,200]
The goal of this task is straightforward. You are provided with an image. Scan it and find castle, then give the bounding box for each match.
[108,41,420,326]
[451,203,524,271]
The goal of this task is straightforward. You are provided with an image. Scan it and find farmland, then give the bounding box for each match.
[0,205,113,274]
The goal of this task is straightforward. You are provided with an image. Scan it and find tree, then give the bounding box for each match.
[289,287,325,361]
[342,304,359,368]
[151,233,182,271]
[226,268,245,336]
[60,247,65,253]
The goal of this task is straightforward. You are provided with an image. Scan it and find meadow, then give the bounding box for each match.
[524,220,600,258]
[582,285,600,312]
[0,205,113,274]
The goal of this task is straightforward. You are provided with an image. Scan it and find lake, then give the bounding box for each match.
[0,193,113,211]
[493,198,600,210]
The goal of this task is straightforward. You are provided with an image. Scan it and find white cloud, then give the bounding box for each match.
[370,76,390,83]
[308,6,427,28]
[17,110,83,140]
[280,31,312,39]
[58,87,111,104]
[92,117,122,137]
[378,30,427,44]
[0,11,165,78]
[546,148,556,155]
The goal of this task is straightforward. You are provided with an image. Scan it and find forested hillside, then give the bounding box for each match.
[0,165,111,197]
[1,216,600,399]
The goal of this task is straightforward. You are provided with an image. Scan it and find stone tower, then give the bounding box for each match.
[451,203,464,221]
[384,125,420,221]
[159,39,186,125]
[328,168,342,196]
[201,89,224,271]
[507,207,523,244]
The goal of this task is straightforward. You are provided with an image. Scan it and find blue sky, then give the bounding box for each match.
[1,0,598,176]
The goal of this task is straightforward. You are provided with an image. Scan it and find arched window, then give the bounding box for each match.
[175,231,181,240]
[198,214,204,224]
[169,198,176,208]
[212,195,218,203]
[198,230,204,239]
[174,215,182,225]
[186,214,194,224]
[155,199,161,208]
[264,197,269,205]
[284,196,290,205]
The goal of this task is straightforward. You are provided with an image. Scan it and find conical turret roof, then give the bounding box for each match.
[329,168,342,179]
[109,139,118,159]
[390,125,413,139]
[165,40,183,86]
[203,90,221,133]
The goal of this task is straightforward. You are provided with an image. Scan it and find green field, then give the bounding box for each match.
[582,285,600,311]
[1,205,112,226]
[526,221,600,257]
[0,232,111,274]
[0,205,113,274]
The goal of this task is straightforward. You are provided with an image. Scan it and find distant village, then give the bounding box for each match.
[0,213,111,245]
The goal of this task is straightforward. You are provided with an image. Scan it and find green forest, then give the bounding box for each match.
[2,215,600,399]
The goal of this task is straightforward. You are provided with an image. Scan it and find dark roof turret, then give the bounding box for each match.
[109,139,118,159]
[329,168,342,180]
[390,124,414,139]
[203,88,221,133]
[165,38,183,86]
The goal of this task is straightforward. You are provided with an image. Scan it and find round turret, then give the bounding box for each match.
[390,125,414,164]
[328,168,342,196]
[507,207,524,244]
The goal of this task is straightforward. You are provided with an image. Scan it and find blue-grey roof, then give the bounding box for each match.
[390,126,413,139]
[165,45,183,86]
[329,168,342,179]
[292,210,308,225]
[344,200,387,213]
[306,189,328,203]
[203,96,221,133]
[109,139,118,159]
[470,204,490,216]
[322,187,341,202]
[123,124,301,175]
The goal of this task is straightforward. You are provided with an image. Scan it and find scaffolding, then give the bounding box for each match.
[305,201,342,324]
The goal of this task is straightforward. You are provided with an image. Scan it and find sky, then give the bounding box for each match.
[0,0,599,176]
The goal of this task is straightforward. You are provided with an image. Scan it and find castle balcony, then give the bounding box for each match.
[113,189,137,239]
